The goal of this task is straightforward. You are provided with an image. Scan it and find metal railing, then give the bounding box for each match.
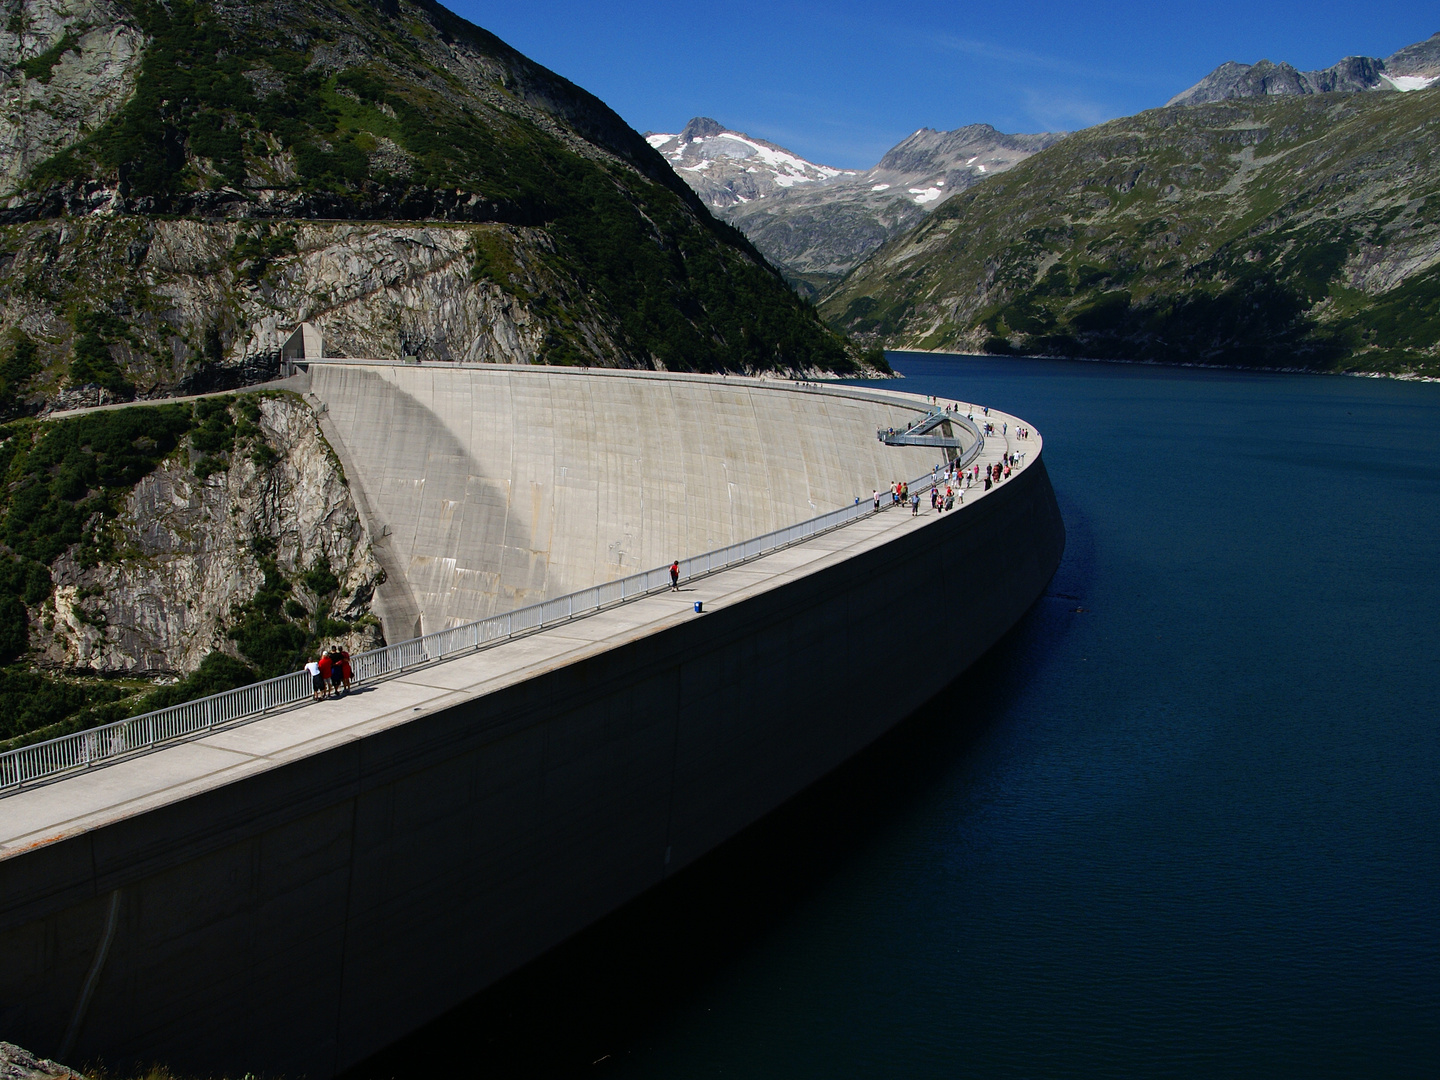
[878,407,981,450]
[0,432,989,795]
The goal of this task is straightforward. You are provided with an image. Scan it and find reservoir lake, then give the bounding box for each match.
[351,352,1439,1078]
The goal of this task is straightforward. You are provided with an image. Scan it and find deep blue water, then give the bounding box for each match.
[355,354,1440,1078]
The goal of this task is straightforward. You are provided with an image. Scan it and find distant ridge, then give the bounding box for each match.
[1169,31,1440,105]
[821,86,1440,378]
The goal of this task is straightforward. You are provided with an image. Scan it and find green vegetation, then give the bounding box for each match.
[13,0,865,378]
[227,539,349,678]
[0,332,42,421]
[0,403,193,566]
[69,311,136,398]
[20,30,80,84]
[0,394,349,747]
[0,668,128,744]
[133,651,256,713]
[822,89,1440,375]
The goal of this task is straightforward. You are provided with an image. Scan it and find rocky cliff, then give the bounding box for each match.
[39,393,381,675]
[0,0,144,194]
[0,1042,82,1080]
[0,216,578,415]
[0,390,382,748]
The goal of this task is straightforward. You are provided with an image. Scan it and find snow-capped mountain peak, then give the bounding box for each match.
[646,118,1065,298]
[644,118,856,208]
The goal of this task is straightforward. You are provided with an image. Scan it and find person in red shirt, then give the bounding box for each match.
[670,561,680,591]
[316,650,333,699]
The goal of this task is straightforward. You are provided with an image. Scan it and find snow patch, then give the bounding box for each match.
[908,186,943,205]
[976,164,987,173]
[1382,73,1439,92]
[647,133,676,149]
[871,183,891,191]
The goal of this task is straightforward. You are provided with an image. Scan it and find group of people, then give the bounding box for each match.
[305,646,353,700]
[930,485,961,512]
[875,480,911,511]
[868,432,1029,520]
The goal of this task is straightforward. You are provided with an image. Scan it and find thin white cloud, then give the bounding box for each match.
[1016,88,1121,132]
[928,31,1159,87]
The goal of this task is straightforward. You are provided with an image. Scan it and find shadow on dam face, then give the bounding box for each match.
[341,585,1077,1079]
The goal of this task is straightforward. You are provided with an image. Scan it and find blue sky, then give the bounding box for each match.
[449,1,1434,169]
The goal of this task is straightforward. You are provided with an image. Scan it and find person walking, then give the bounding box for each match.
[670,560,680,591]
[306,656,324,701]
[911,492,920,516]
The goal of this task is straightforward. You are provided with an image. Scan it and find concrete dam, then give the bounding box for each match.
[0,365,1065,1078]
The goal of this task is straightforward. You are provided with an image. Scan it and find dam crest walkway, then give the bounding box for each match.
[0,379,1036,857]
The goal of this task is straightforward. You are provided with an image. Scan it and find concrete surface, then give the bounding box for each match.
[306,362,972,639]
[0,369,1061,1078]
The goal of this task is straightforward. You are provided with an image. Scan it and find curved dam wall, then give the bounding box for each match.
[0,373,1061,1079]
[308,363,962,638]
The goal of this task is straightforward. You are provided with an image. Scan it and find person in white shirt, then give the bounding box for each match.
[305,658,324,701]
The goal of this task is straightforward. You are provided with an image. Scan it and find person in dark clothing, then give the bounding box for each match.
[670,561,680,591]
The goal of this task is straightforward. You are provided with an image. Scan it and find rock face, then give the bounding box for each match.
[0,217,570,410]
[1168,32,1440,105]
[242,223,556,365]
[37,394,382,675]
[647,118,1063,296]
[0,0,145,192]
[0,1043,81,1080]
[1385,32,1440,81]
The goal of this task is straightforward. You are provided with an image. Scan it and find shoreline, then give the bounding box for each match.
[883,347,1440,383]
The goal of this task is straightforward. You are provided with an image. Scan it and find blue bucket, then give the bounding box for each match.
[693,601,703,614]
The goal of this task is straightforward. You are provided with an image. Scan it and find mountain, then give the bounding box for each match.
[647,118,1063,297]
[820,87,1440,376]
[0,0,878,418]
[644,116,856,207]
[1168,31,1440,105]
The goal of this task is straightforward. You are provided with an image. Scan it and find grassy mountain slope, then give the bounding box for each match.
[821,88,1440,375]
[0,0,875,415]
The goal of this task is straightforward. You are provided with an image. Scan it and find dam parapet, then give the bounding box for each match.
[0,367,1063,1078]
